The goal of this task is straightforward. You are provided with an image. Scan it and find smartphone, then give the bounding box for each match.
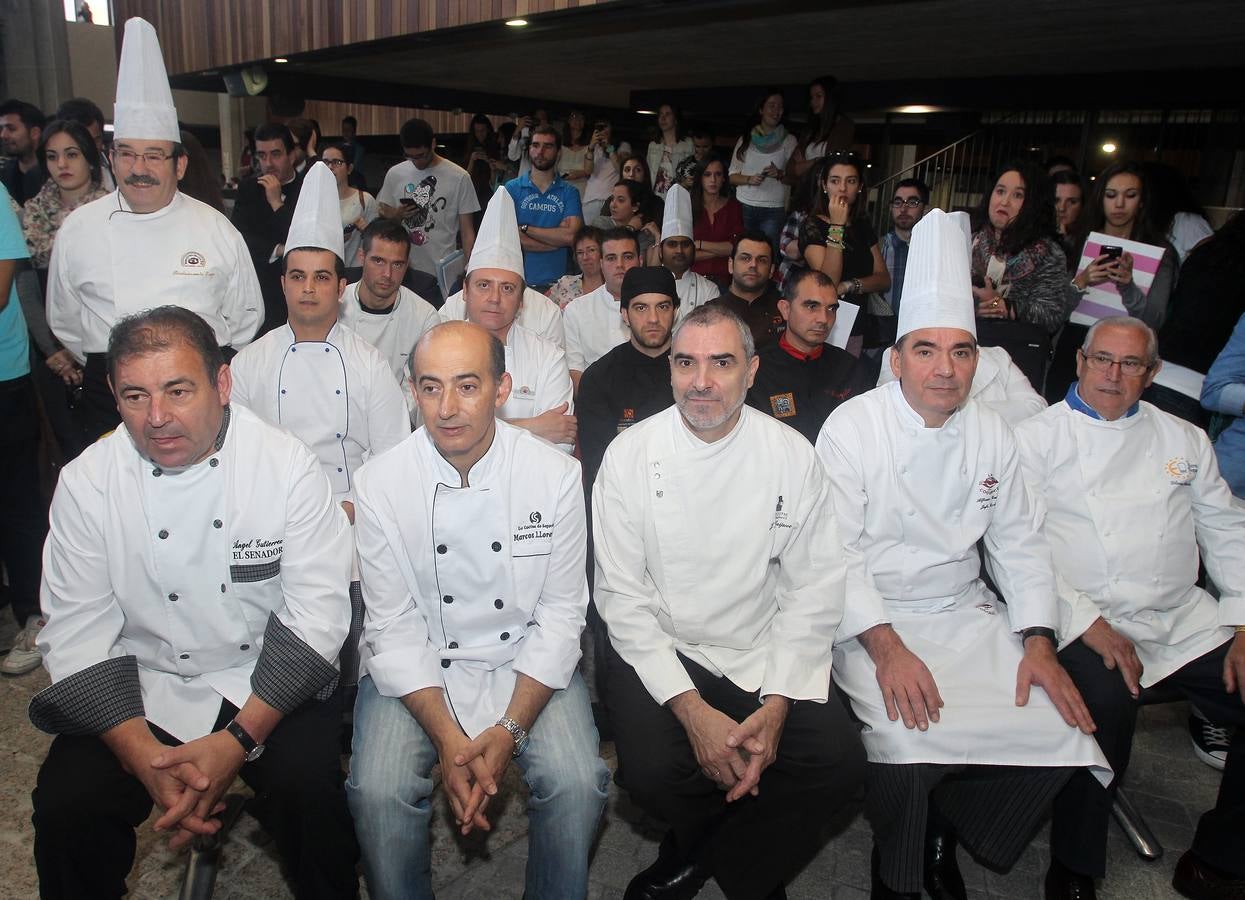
[1100,245,1123,261]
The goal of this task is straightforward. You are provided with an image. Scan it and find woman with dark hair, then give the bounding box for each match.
[789,75,855,180]
[971,160,1075,335]
[1070,160,1176,329]
[322,142,378,266]
[646,103,693,197]
[1051,169,1086,269]
[177,130,225,214]
[582,119,631,220]
[22,119,107,269]
[690,155,743,285]
[729,88,798,250]
[1144,161,1213,263]
[618,156,663,227]
[591,180,661,260]
[559,110,593,204]
[463,113,502,212]
[799,153,889,308]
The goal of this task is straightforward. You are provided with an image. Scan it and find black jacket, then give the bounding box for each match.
[746,340,870,443]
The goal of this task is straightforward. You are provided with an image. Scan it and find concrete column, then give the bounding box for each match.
[1,0,73,111]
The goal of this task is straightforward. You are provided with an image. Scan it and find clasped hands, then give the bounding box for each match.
[670,691,790,802]
[435,725,517,836]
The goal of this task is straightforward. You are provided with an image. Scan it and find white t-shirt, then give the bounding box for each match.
[378,157,481,276]
[729,134,798,208]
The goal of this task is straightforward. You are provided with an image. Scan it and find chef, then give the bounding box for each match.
[577,265,678,494]
[46,17,262,441]
[877,342,1045,427]
[1014,316,1245,900]
[440,275,565,349]
[229,161,410,520]
[338,217,439,387]
[592,303,865,900]
[346,320,609,900]
[455,187,575,453]
[29,306,358,900]
[563,227,643,390]
[658,184,719,315]
[815,209,1110,899]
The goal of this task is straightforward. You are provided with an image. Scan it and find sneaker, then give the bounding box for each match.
[1,615,45,676]
[1189,707,1231,772]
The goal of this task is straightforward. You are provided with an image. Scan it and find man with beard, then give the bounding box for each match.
[231,122,306,334]
[707,230,785,349]
[593,303,865,899]
[506,125,583,292]
[47,18,262,441]
[747,269,869,443]
[658,184,719,315]
[0,99,47,204]
[577,266,679,493]
[564,227,641,391]
[880,178,929,313]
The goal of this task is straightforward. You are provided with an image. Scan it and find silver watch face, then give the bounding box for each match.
[246,743,265,763]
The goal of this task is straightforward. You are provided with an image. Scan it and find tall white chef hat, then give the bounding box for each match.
[284,161,345,264]
[895,208,976,341]
[113,18,181,144]
[467,187,525,277]
[660,183,693,242]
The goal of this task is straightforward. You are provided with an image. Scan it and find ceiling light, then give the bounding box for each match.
[636,109,658,116]
[895,104,938,114]
[505,18,528,27]
[273,57,288,64]
[1101,141,1118,153]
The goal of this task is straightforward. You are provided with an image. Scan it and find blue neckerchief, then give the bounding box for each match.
[1065,382,1139,420]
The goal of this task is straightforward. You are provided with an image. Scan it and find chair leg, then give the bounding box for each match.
[178,793,249,900]
[1112,787,1164,861]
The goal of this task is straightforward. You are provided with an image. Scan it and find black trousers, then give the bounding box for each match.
[78,354,121,443]
[1053,636,1245,878]
[31,692,359,900]
[0,375,48,626]
[604,643,866,899]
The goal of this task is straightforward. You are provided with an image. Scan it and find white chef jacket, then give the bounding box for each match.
[37,404,352,742]
[593,405,846,706]
[441,285,566,349]
[338,281,439,383]
[564,283,630,373]
[1015,399,1244,685]
[47,190,262,362]
[501,323,575,453]
[817,383,1110,779]
[877,345,1046,427]
[229,321,411,505]
[673,269,720,319]
[354,421,588,739]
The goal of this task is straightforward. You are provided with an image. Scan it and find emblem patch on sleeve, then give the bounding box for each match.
[769,392,797,418]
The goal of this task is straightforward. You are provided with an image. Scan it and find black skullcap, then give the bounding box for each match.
[621,266,678,306]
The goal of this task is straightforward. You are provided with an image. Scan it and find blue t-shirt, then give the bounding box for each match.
[505,173,582,287]
[0,186,30,380]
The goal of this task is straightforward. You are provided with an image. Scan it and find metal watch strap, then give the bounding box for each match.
[1020,626,1058,645]
[496,716,530,757]
[225,718,265,762]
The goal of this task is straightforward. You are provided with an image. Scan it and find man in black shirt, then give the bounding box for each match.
[747,268,869,443]
[578,266,679,493]
[707,229,785,349]
[0,99,47,205]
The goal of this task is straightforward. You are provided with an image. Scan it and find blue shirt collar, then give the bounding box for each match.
[1065,382,1139,420]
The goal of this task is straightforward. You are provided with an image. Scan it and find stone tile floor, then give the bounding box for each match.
[0,610,1219,899]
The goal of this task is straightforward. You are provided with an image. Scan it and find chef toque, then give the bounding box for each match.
[660,183,693,243]
[895,208,976,341]
[467,187,525,277]
[284,161,345,263]
[113,18,181,143]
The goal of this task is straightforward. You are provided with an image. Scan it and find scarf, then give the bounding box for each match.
[971,226,1056,295]
[22,178,109,268]
[749,124,788,156]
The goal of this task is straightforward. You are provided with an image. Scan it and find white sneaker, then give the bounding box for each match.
[1189,706,1231,771]
[1,615,44,676]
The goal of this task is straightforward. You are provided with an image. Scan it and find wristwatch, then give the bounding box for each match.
[520,224,530,235]
[1020,626,1058,646]
[496,716,530,757]
[225,718,265,762]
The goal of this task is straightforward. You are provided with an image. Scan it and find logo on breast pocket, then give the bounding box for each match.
[769,392,796,418]
[529,511,542,524]
[1166,457,1197,485]
[181,251,206,267]
[976,473,999,509]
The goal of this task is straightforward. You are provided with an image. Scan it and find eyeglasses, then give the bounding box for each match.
[890,197,925,208]
[112,148,175,167]
[1079,349,1153,376]
[323,158,349,168]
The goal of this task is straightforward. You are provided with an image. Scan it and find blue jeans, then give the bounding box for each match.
[346,673,609,900]
[741,203,786,255]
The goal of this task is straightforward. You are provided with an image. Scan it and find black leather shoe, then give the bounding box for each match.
[1172,850,1245,900]
[623,831,711,900]
[923,823,966,900]
[871,845,920,899]
[1045,859,1097,899]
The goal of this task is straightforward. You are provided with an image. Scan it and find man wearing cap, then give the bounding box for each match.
[1014,316,1245,900]
[30,305,359,900]
[229,162,410,527]
[593,303,865,899]
[347,320,609,900]
[746,268,870,444]
[564,226,642,391]
[453,187,576,452]
[659,184,719,315]
[577,266,678,494]
[815,209,1109,899]
[47,18,262,441]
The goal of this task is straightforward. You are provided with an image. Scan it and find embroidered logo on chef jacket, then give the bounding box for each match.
[1165,457,1198,485]
[771,494,791,530]
[769,392,796,418]
[976,473,999,510]
[174,250,213,277]
[232,537,283,563]
[514,512,553,555]
[617,408,637,435]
